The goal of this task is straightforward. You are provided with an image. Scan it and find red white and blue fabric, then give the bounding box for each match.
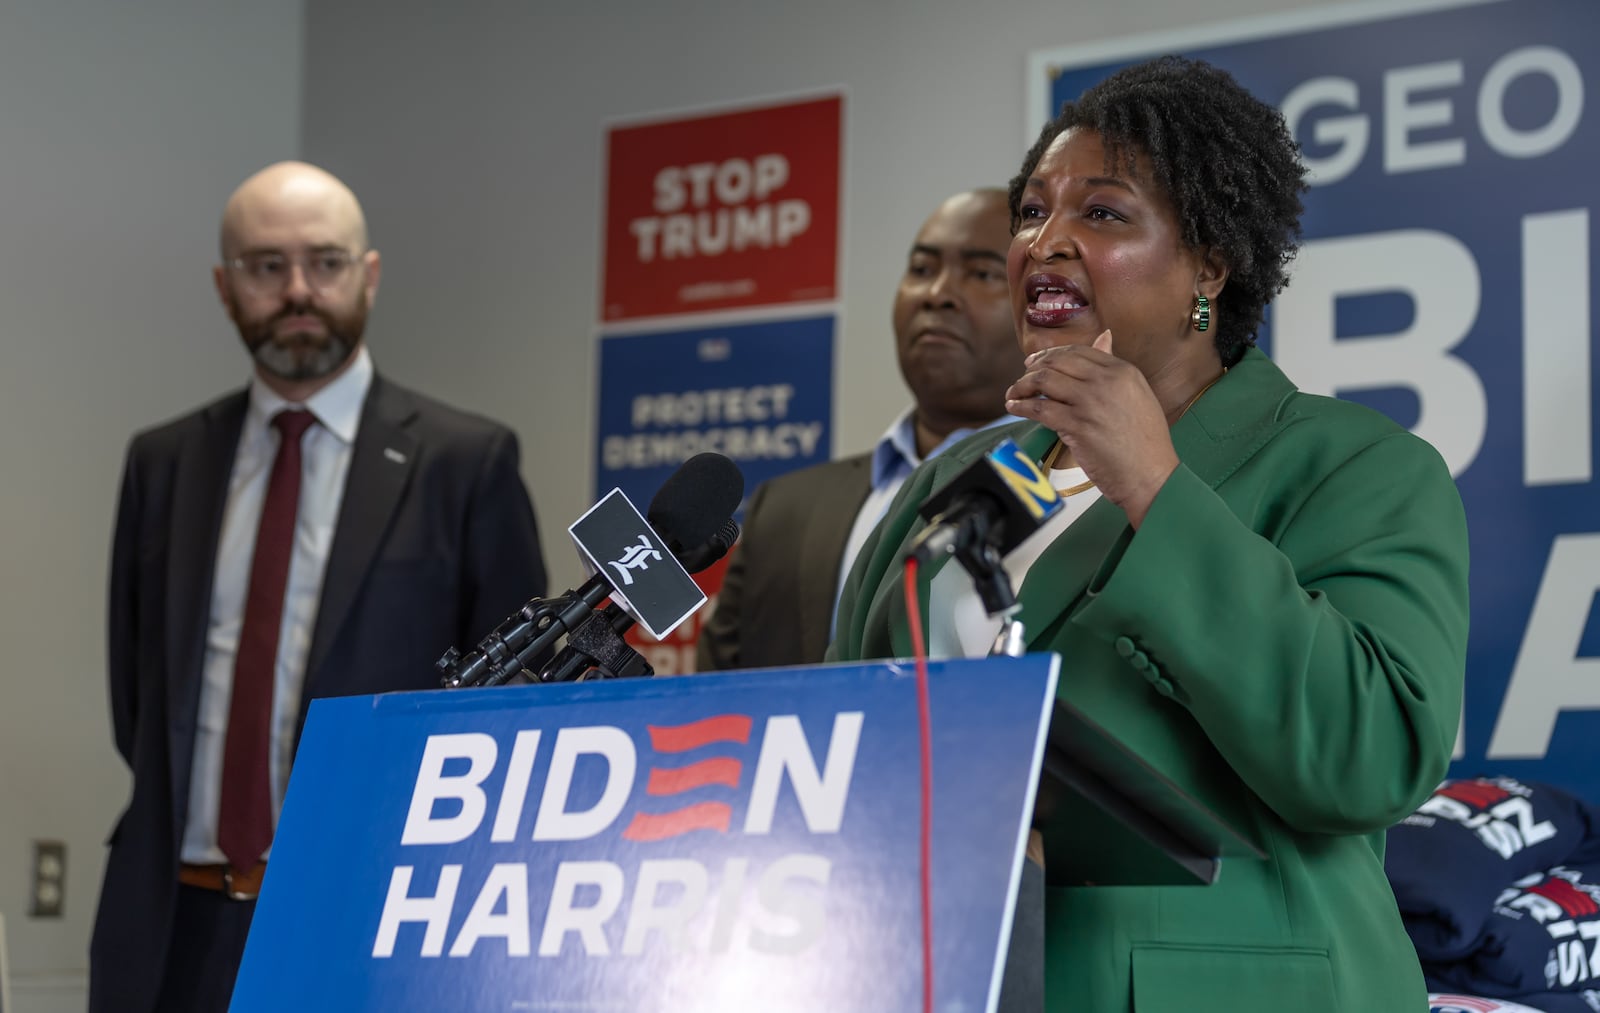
[1430,992,1600,1013]
[1422,866,1600,1000]
[1387,778,1600,961]
[1390,777,1600,1010]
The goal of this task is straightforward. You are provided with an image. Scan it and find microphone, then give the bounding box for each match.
[538,524,739,684]
[908,438,1063,616]
[536,455,742,683]
[437,453,744,689]
[646,453,744,562]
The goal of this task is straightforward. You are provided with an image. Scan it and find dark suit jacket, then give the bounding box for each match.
[834,349,1471,1011]
[90,374,547,1013]
[696,452,871,671]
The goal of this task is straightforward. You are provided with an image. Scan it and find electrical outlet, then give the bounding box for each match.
[30,840,65,918]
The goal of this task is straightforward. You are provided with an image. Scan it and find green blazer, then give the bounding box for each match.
[831,348,1470,1012]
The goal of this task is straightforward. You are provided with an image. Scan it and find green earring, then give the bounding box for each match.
[1191,295,1211,333]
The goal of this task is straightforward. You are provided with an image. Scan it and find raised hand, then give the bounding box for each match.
[1004,329,1181,528]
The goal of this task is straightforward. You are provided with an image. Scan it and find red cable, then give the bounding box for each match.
[903,558,934,1013]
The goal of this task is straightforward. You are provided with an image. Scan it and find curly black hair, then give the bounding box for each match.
[1008,56,1308,366]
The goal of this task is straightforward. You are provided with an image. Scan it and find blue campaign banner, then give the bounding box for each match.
[231,655,1058,1012]
[595,315,834,515]
[1030,0,1600,803]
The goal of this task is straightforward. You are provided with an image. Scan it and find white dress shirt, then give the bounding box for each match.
[181,346,373,864]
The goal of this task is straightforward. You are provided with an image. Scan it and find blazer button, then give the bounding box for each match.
[1114,636,1136,658]
[1154,679,1176,698]
[1130,651,1150,671]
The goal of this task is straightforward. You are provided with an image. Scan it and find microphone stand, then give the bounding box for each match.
[436,581,609,689]
[536,603,654,683]
[915,509,1027,659]
[439,520,741,689]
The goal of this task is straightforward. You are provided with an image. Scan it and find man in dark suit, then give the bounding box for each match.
[697,188,1021,671]
[90,161,547,1013]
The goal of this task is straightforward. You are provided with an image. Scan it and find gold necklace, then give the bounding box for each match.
[1039,440,1096,496]
[1038,366,1228,496]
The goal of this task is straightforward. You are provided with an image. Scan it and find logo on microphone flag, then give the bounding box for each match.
[987,438,1063,522]
[569,488,705,639]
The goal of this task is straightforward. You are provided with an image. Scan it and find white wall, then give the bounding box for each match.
[0,1,303,1008]
[299,0,1331,594]
[0,0,1345,1006]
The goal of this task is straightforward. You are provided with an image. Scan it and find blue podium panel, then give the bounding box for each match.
[232,656,1059,1012]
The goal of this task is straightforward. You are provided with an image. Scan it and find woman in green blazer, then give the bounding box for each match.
[831,57,1470,1011]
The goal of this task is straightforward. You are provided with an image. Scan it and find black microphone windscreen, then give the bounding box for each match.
[647,453,745,551]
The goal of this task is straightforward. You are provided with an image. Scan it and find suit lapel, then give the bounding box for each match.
[879,437,1007,658]
[303,376,417,689]
[795,456,871,658]
[1014,500,1128,647]
[1162,348,1300,484]
[166,392,247,812]
[1015,349,1299,649]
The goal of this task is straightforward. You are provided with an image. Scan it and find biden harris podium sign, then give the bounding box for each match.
[231,656,1058,1012]
[1029,0,1600,807]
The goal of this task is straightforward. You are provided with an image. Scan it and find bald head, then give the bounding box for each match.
[213,161,381,401]
[938,186,1008,219]
[220,161,369,258]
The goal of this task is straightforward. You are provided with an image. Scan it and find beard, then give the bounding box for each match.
[239,297,367,382]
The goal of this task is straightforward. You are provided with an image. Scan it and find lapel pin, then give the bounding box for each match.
[383,448,407,464]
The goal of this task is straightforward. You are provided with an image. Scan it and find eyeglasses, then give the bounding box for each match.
[223,249,362,293]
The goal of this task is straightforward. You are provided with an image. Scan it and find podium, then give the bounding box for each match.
[232,656,1060,1012]
[1033,695,1264,887]
[232,653,1263,1011]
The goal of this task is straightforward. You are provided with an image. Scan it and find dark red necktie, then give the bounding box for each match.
[218,409,316,874]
